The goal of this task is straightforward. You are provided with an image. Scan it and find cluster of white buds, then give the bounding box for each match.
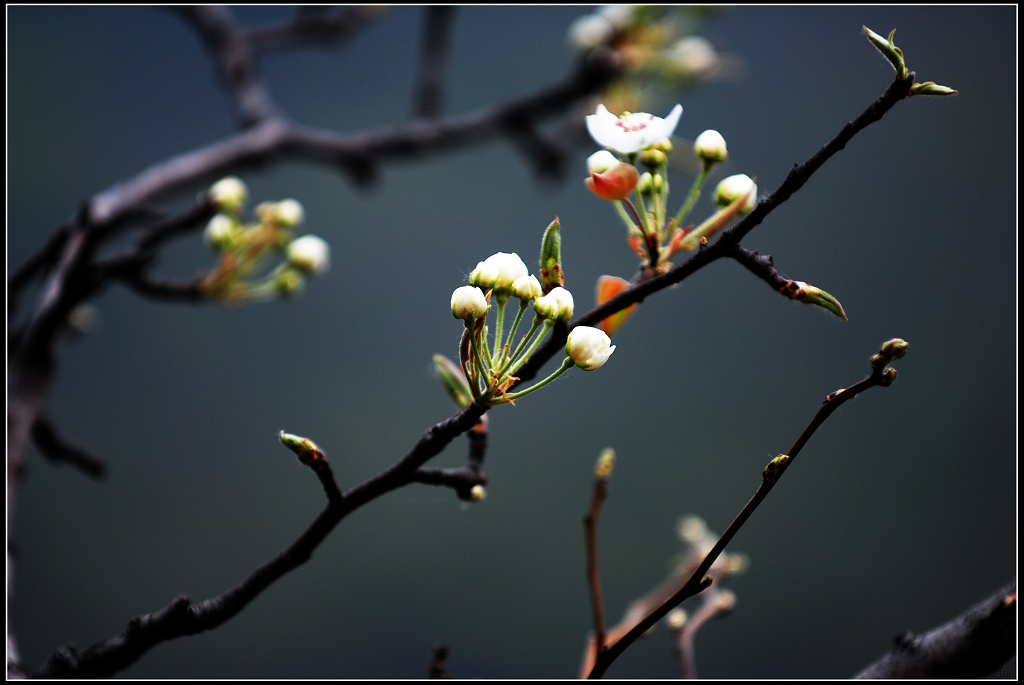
[443,237,616,407]
[200,177,330,303]
[583,101,761,270]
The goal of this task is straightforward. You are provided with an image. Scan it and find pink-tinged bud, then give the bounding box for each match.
[585,162,640,201]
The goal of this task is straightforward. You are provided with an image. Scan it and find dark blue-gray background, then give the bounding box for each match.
[8,6,1016,678]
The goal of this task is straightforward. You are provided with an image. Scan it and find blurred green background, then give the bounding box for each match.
[8,6,1016,678]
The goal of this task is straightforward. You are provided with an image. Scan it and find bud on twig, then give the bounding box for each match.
[763,454,790,484]
[539,218,564,293]
[863,26,908,81]
[594,447,616,481]
[279,430,325,465]
[781,280,848,321]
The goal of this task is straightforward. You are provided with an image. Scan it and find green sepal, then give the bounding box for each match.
[863,26,908,81]
[433,353,474,408]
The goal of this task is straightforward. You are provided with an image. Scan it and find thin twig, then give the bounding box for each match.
[586,346,901,678]
[175,6,279,127]
[30,415,107,480]
[584,476,610,654]
[244,7,384,53]
[428,643,451,679]
[413,7,457,119]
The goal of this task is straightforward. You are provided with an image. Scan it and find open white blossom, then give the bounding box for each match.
[586,104,683,154]
[565,326,616,371]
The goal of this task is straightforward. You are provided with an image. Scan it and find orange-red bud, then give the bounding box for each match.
[585,163,640,201]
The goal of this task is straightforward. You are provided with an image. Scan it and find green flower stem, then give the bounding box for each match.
[503,357,575,402]
[504,319,554,379]
[614,200,636,232]
[631,188,654,237]
[469,321,492,386]
[500,315,544,377]
[655,181,668,241]
[621,198,650,239]
[674,163,710,229]
[492,293,508,361]
[459,330,484,404]
[501,299,529,366]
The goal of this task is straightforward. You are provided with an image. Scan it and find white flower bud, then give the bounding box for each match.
[512,274,542,301]
[567,13,615,51]
[565,326,615,370]
[596,4,635,29]
[469,484,486,502]
[287,235,331,275]
[586,150,620,175]
[209,176,248,214]
[666,608,688,632]
[533,286,574,321]
[665,36,718,77]
[451,285,488,320]
[694,129,728,164]
[203,214,237,250]
[714,174,757,214]
[274,199,305,228]
[469,252,528,292]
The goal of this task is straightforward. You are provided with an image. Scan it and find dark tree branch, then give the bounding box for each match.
[86,51,620,226]
[506,121,569,178]
[30,415,107,480]
[32,404,486,678]
[413,7,457,119]
[8,224,71,325]
[719,74,913,247]
[412,465,487,497]
[587,344,902,678]
[244,7,384,53]
[175,6,279,127]
[428,643,451,679]
[727,244,789,292]
[14,30,933,680]
[135,196,216,252]
[855,581,1017,679]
